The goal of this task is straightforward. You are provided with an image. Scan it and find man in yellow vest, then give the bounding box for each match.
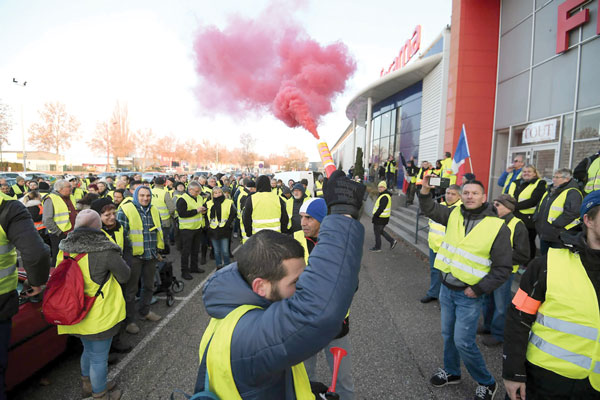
[503,189,600,399]
[9,176,26,199]
[420,178,513,400]
[480,195,530,348]
[42,179,78,266]
[192,170,365,399]
[384,155,397,191]
[242,175,289,238]
[422,184,462,303]
[534,168,582,255]
[175,181,207,280]
[498,155,525,194]
[0,180,15,200]
[116,185,163,335]
[440,152,457,186]
[370,181,397,252]
[314,174,324,197]
[574,148,600,195]
[151,177,176,252]
[0,191,51,399]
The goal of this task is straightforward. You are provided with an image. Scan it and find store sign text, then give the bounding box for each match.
[556,0,600,53]
[380,25,421,77]
[522,119,557,144]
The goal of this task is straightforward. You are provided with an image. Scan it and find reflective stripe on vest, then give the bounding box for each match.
[0,196,17,296]
[506,216,522,273]
[585,157,600,194]
[179,193,204,230]
[56,251,126,336]
[207,198,233,230]
[103,226,125,250]
[540,187,582,230]
[503,170,522,194]
[315,181,323,197]
[293,230,309,264]
[198,304,313,400]
[152,187,170,221]
[434,207,504,285]
[251,192,282,233]
[526,248,600,390]
[373,193,391,218]
[34,204,46,231]
[120,202,164,256]
[48,193,74,232]
[517,179,542,214]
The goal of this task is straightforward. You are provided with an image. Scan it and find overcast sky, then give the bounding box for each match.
[0,0,452,164]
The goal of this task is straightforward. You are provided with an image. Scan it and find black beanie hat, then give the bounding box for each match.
[90,198,115,215]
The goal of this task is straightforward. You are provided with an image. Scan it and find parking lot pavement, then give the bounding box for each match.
[9,218,506,399]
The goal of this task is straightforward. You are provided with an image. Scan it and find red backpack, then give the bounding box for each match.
[42,252,107,326]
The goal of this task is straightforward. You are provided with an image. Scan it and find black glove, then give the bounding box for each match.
[324,170,365,220]
[310,382,340,400]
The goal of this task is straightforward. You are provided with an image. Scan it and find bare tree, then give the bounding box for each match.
[111,101,135,166]
[0,100,12,169]
[28,101,79,171]
[239,132,257,170]
[282,146,308,171]
[136,128,157,170]
[89,121,113,171]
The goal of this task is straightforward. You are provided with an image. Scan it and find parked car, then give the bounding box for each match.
[142,172,167,182]
[23,172,56,183]
[6,269,68,391]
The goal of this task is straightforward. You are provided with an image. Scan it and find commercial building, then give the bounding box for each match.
[332,0,600,198]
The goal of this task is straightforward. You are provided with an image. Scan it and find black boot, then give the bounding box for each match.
[182,269,193,280]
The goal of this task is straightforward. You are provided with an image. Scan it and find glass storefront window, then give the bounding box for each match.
[572,140,594,168]
[559,113,573,169]
[510,118,560,146]
[371,139,380,164]
[575,107,600,140]
[380,135,389,161]
[380,111,392,138]
[372,116,381,142]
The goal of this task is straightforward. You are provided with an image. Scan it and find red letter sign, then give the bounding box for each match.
[556,0,590,53]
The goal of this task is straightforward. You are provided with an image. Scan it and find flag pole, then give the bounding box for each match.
[462,124,474,173]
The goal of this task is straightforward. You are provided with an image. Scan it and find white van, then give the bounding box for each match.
[273,171,316,196]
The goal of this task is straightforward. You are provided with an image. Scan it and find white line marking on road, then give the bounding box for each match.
[154,296,187,301]
[107,273,212,382]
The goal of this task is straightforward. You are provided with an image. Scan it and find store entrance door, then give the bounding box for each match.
[509,144,558,180]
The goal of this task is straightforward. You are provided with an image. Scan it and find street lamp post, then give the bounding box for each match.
[12,78,27,172]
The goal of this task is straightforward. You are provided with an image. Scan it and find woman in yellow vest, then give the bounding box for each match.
[206,187,236,270]
[56,210,130,400]
[503,190,600,399]
[509,164,547,261]
[370,181,397,252]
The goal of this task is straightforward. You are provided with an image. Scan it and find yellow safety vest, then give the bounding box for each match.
[434,207,504,285]
[118,196,132,209]
[207,198,233,230]
[441,158,457,185]
[373,193,392,219]
[48,193,75,232]
[315,181,323,197]
[198,305,313,400]
[506,216,522,273]
[428,200,462,253]
[585,157,600,194]
[0,196,18,296]
[512,179,541,214]
[152,187,170,222]
[56,251,125,336]
[539,188,582,230]
[504,170,523,194]
[386,161,397,174]
[250,192,282,234]
[236,188,248,220]
[11,184,23,196]
[179,193,205,230]
[103,226,125,251]
[120,202,164,256]
[526,248,600,391]
[72,187,85,202]
[293,230,309,264]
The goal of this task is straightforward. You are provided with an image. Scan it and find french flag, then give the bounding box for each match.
[451,124,472,185]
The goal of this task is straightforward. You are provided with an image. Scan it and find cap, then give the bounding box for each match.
[293,183,305,193]
[581,190,600,218]
[493,194,516,212]
[299,198,327,223]
[378,181,387,188]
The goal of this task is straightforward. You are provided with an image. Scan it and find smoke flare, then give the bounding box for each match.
[192,3,356,139]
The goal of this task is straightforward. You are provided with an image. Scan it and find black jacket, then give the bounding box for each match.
[242,177,289,238]
[208,197,237,240]
[289,194,308,233]
[501,212,530,266]
[513,178,547,229]
[418,193,513,296]
[0,198,51,321]
[372,190,391,225]
[502,232,600,397]
[573,151,600,185]
[534,179,582,243]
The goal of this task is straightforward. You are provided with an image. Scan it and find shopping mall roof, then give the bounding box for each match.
[345,52,442,125]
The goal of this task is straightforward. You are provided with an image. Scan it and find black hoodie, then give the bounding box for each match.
[534,179,582,244]
[242,176,289,236]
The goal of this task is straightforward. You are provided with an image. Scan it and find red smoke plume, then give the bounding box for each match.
[192,4,356,140]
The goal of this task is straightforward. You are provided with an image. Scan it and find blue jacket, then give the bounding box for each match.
[197,214,364,399]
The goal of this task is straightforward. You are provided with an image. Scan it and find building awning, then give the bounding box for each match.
[345,52,442,125]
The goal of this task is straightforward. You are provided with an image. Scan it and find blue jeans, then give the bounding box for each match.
[211,237,230,267]
[80,337,113,394]
[427,249,441,298]
[482,274,515,341]
[304,334,354,400]
[439,285,495,385]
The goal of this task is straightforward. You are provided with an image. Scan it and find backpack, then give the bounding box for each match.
[42,252,107,326]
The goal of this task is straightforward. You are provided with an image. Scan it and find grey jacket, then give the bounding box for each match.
[534,179,582,244]
[42,191,75,235]
[501,213,530,266]
[418,193,513,296]
[59,227,130,340]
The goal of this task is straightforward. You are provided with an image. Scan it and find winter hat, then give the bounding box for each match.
[292,183,305,193]
[90,198,114,215]
[300,178,308,186]
[299,198,327,223]
[581,190,600,218]
[493,194,516,212]
[38,182,50,191]
[378,181,387,189]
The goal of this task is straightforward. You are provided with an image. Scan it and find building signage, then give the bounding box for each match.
[557,0,600,53]
[380,25,421,77]
[522,119,557,144]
